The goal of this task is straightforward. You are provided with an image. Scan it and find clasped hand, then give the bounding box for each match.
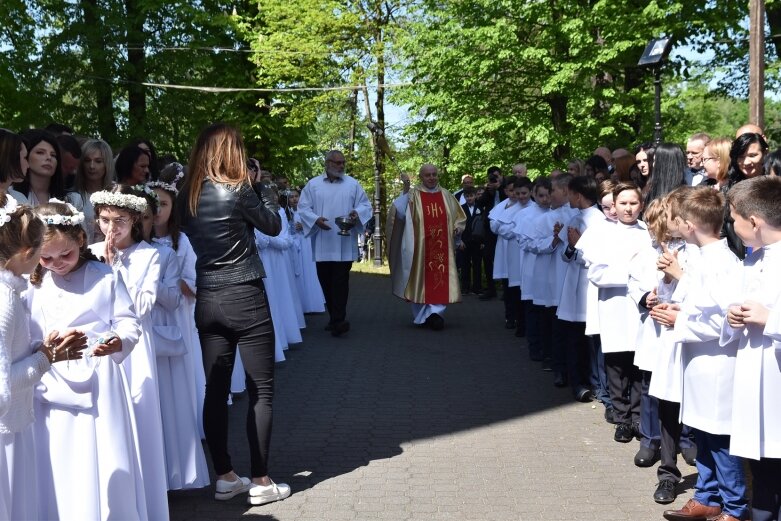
[649,302,680,328]
[38,329,88,363]
[657,242,683,282]
[727,300,769,329]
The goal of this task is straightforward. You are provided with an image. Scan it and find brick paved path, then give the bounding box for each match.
[169,271,697,521]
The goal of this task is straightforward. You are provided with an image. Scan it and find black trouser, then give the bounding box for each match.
[658,399,682,482]
[560,319,590,391]
[503,282,519,321]
[482,236,497,295]
[605,351,642,425]
[538,305,555,361]
[196,280,275,477]
[316,261,352,325]
[459,242,483,293]
[749,458,781,521]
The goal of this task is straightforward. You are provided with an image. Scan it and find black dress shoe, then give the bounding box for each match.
[331,321,350,337]
[634,445,661,467]
[614,423,634,443]
[424,313,444,331]
[633,421,642,441]
[681,446,697,466]
[653,479,677,504]
[553,372,567,388]
[574,387,593,402]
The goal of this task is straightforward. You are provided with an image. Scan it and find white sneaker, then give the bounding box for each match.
[247,480,291,506]
[214,476,251,500]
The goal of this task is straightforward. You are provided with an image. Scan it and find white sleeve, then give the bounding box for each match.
[110,274,141,364]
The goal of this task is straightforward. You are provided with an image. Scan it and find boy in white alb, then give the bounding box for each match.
[529,174,576,386]
[517,179,551,362]
[489,178,523,329]
[501,177,533,335]
[558,176,602,401]
[721,176,781,521]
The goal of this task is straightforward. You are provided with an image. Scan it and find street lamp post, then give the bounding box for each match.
[638,37,673,147]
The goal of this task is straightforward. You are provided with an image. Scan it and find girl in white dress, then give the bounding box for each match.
[27,200,148,520]
[0,200,85,520]
[138,184,209,491]
[89,185,170,521]
[65,139,114,244]
[285,189,325,313]
[149,162,206,438]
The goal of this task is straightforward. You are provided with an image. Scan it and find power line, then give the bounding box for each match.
[85,75,417,93]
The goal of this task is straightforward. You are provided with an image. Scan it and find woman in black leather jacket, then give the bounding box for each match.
[179,123,291,505]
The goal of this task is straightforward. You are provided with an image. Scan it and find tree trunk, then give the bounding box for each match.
[80,0,118,144]
[548,94,570,162]
[125,0,146,138]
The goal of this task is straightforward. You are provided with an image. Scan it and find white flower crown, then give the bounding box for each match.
[90,190,148,213]
[0,196,19,228]
[39,198,86,226]
[146,163,185,196]
[132,184,160,208]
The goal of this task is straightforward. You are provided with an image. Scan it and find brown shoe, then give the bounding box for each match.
[663,499,722,521]
[706,514,741,521]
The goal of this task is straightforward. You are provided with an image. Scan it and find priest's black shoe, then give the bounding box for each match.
[653,479,677,504]
[424,313,444,331]
[634,445,660,467]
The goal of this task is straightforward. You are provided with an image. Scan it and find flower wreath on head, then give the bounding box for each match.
[39,198,86,226]
[0,196,19,228]
[89,190,147,213]
[145,163,185,196]
[131,184,160,211]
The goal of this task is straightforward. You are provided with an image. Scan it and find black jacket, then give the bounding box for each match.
[178,180,281,289]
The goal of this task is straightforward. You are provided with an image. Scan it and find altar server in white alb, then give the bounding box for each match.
[27,201,149,520]
[139,187,209,492]
[297,150,372,337]
[557,175,603,402]
[0,201,85,521]
[656,188,749,521]
[581,182,650,444]
[517,179,551,362]
[89,186,170,521]
[529,173,576,388]
[722,176,781,521]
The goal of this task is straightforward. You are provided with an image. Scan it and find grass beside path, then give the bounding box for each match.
[351,259,390,275]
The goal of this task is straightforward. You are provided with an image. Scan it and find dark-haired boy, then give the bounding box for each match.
[719,176,781,521]
[457,187,483,295]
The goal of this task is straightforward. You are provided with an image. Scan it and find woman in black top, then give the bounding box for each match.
[179,123,290,505]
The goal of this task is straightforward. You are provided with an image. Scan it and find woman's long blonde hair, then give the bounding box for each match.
[186,123,250,215]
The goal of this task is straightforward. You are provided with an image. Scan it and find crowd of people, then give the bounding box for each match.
[446,125,780,521]
[0,123,379,519]
[2,117,781,521]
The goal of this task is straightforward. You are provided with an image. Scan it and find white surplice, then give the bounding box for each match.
[574,218,614,335]
[582,221,650,353]
[297,174,373,262]
[509,202,543,288]
[672,239,741,435]
[88,241,170,521]
[529,203,577,308]
[721,240,781,459]
[25,261,147,520]
[150,242,209,490]
[558,206,604,324]
[627,241,662,371]
[496,200,528,287]
[519,206,550,302]
[488,200,518,280]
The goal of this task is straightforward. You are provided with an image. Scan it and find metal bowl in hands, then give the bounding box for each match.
[334,215,356,236]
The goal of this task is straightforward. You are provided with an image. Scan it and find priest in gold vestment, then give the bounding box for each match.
[387,164,466,330]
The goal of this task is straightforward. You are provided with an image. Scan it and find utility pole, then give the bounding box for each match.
[749,0,765,128]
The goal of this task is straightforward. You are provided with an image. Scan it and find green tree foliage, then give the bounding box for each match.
[394,0,749,178]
